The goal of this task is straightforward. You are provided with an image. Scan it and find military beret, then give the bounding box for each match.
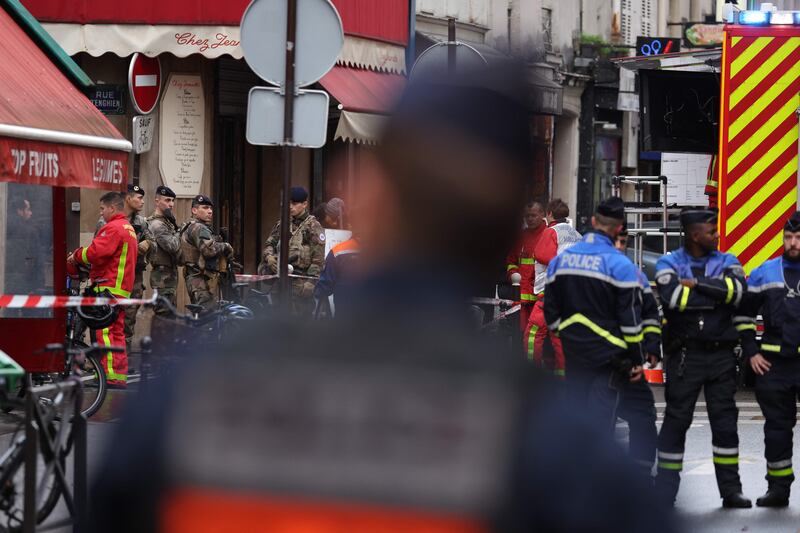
[192,195,214,207]
[596,197,625,220]
[127,183,145,196]
[680,208,717,227]
[290,187,309,203]
[156,185,176,198]
[785,211,800,232]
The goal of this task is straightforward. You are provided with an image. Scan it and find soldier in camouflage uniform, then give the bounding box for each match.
[98,184,152,357]
[146,186,181,345]
[259,187,326,317]
[180,195,234,313]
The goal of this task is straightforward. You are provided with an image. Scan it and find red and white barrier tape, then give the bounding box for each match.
[0,293,158,309]
[470,297,515,306]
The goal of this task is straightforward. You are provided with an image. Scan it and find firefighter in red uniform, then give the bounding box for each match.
[506,201,545,339]
[705,155,718,209]
[68,191,138,388]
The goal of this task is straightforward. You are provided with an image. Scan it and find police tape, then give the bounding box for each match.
[470,297,516,306]
[478,304,521,329]
[0,293,158,309]
[235,273,319,282]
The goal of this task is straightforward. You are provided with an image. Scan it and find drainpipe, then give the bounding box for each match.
[407,0,416,75]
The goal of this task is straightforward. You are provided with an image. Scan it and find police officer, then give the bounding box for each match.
[614,222,660,476]
[654,208,750,508]
[147,186,180,343]
[180,195,233,313]
[739,211,800,507]
[544,197,645,429]
[260,186,325,316]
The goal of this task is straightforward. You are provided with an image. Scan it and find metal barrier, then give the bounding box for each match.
[23,379,86,533]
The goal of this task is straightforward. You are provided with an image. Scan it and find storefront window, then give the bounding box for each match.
[0,183,54,318]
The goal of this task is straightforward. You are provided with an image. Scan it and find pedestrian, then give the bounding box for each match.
[180,195,234,313]
[527,198,581,374]
[739,211,800,507]
[146,186,181,346]
[321,197,345,229]
[614,221,660,477]
[543,197,645,428]
[505,201,546,336]
[259,186,325,317]
[67,191,137,388]
[654,208,750,508]
[314,202,361,318]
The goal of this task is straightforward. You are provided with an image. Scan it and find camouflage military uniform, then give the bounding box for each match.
[180,218,233,313]
[260,210,325,316]
[99,214,152,351]
[146,212,181,311]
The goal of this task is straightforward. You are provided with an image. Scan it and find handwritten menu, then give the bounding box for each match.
[159,74,205,197]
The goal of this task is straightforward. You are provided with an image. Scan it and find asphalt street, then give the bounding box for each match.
[0,380,798,532]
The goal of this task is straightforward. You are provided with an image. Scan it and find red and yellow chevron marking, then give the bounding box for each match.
[718,26,800,274]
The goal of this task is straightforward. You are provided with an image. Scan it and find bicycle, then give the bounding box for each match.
[0,350,84,532]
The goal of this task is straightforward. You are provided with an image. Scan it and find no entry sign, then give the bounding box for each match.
[128,53,162,115]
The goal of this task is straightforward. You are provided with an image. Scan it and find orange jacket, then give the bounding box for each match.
[73,213,138,297]
[505,225,545,301]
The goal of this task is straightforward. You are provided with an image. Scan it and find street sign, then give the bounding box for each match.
[410,41,487,79]
[132,115,155,154]
[240,0,343,88]
[87,85,125,115]
[246,87,329,148]
[128,53,162,115]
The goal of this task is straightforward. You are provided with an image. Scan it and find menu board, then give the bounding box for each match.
[159,74,205,197]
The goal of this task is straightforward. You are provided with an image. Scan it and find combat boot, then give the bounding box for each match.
[722,492,752,508]
[756,489,789,507]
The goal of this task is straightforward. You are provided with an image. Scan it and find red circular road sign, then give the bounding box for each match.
[128,53,162,115]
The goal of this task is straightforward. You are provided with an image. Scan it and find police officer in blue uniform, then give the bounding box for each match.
[544,197,645,430]
[615,222,661,476]
[740,211,800,507]
[654,208,750,508]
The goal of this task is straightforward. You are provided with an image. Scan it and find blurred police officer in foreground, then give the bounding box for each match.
[615,222,660,476]
[89,61,676,533]
[740,211,800,507]
[544,197,645,429]
[654,208,749,508]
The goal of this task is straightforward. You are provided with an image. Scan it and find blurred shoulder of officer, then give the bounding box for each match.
[260,186,326,315]
[543,197,645,428]
[180,195,233,313]
[146,186,180,346]
[613,221,660,477]
[654,208,750,509]
[739,211,800,507]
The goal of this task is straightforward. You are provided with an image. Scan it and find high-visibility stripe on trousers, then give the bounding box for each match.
[528,299,565,377]
[94,311,128,386]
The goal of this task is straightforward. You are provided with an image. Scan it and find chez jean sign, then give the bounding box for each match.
[174,32,240,54]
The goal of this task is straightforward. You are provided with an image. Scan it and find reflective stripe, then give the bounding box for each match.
[102,327,127,383]
[733,278,743,307]
[679,286,690,312]
[643,326,662,335]
[658,462,683,471]
[642,318,661,327]
[733,316,755,324]
[547,319,561,331]
[713,456,739,465]
[748,282,785,293]
[768,459,792,469]
[707,179,718,187]
[547,269,642,289]
[623,333,644,344]
[554,368,565,377]
[620,325,643,335]
[761,344,800,354]
[655,269,677,279]
[507,264,518,271]
[724,278,734,304]
[80,247,89,265]
[558,313,627,350]
[735,324,756,332]
[520,258,535,265]
[713,446,739,455]
[527,324,539,361]
[520,293,537,302]
[768,467,794,477]
[658,451,684,461]
[115,242,128,296]
[94,285,131,298]
[668,286,682,309]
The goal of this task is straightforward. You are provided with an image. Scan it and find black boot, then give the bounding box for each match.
[722,492,752,508]
[756,489,789,507]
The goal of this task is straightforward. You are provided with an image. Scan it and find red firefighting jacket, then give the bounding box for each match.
[73,213,138,297]
[506,224,546,302]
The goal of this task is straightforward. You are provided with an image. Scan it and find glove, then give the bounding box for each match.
[267,256,278,274]
[138,240,151,254]
[164,208,177,228]
[300,281,315,299]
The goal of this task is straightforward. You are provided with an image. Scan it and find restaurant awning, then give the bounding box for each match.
[0,3,131,190]
[319,66,406,144]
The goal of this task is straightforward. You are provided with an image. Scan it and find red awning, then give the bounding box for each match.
[319,66,405,115]
[0,6,130,190]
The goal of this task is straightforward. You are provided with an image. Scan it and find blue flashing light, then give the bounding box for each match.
[739,10,770,25]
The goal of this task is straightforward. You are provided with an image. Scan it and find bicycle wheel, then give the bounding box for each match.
[0,431,65,532]
[33,342,108,419]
